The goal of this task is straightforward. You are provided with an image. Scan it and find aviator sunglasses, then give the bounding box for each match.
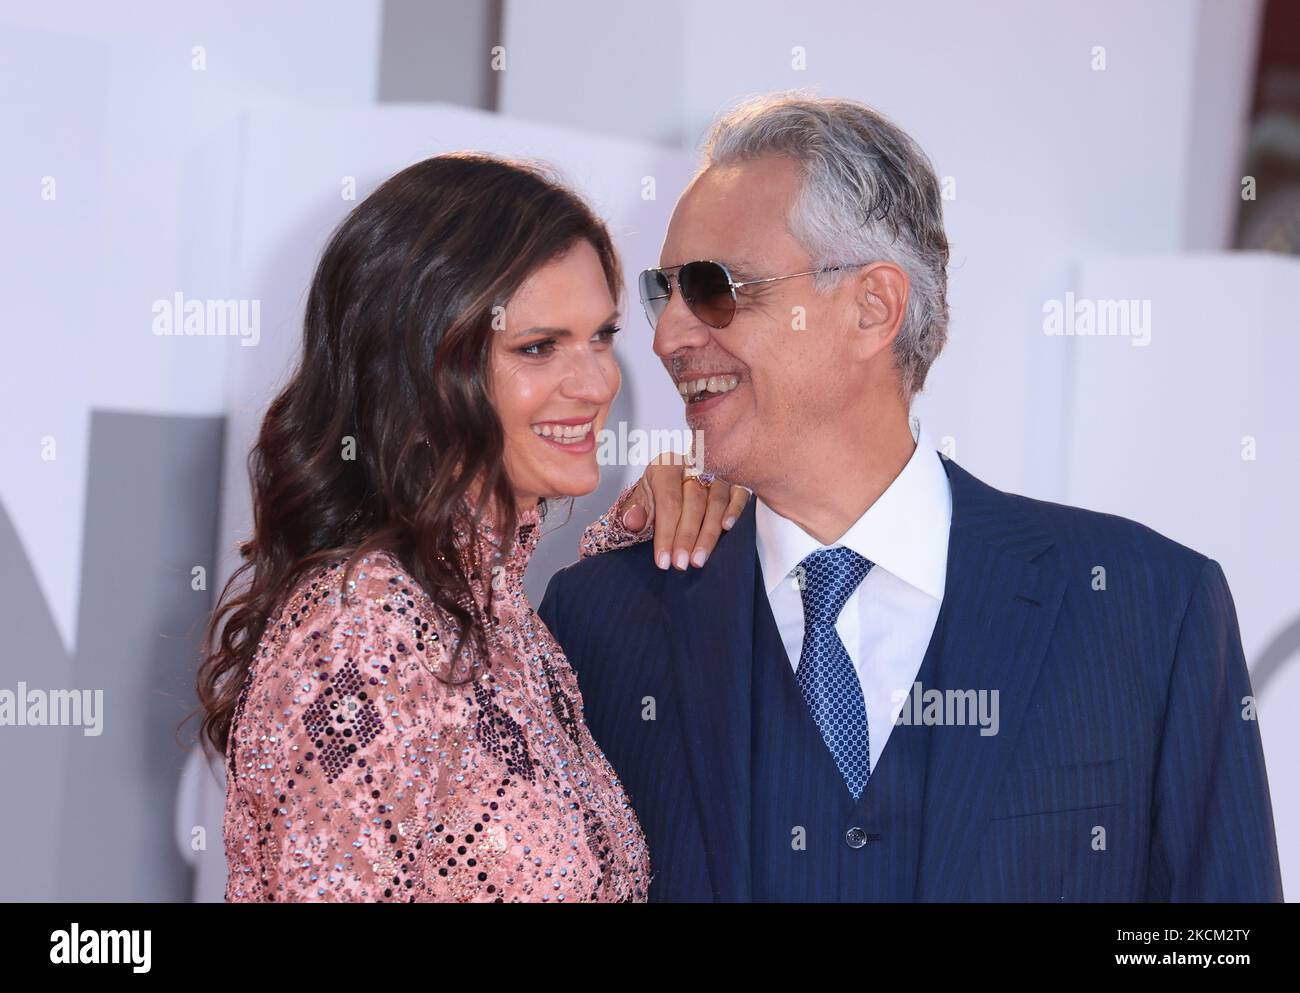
[637,259,866,330]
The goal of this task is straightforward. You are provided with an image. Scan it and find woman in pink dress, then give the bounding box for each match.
[196,153,746,902]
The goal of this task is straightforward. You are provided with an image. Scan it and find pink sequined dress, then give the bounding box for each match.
[223,486,651,902]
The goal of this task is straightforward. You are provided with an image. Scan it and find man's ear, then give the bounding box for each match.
[853,262,909,358]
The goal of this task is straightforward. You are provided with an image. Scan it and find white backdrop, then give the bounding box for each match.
[1063,252,1300,893]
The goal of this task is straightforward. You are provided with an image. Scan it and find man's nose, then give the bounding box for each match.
[652,290,713,359]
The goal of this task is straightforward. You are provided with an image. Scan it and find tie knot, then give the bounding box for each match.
[796,546,873,627]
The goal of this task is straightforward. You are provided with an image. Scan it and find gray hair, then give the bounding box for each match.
[701,93,950,403]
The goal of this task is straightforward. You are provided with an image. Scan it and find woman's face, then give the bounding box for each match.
[490,239,622,508]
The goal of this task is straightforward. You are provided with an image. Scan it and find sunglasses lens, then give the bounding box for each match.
[679,261,736,328]
[638,268,671,329]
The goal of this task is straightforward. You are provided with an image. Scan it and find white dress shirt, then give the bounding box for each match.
[754,415,952,774]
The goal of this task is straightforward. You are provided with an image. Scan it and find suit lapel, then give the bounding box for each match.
[662,498,757,902]
[914,455,1068,900]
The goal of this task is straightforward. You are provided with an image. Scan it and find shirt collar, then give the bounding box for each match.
[754,415,951,601]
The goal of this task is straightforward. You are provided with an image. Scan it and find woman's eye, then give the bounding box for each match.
[518,326,618,356]
[519,339,556,357]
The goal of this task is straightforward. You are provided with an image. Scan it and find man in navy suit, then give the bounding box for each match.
[539,94,1284,901]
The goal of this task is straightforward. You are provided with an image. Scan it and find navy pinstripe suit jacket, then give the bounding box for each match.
[539,454,1285,901]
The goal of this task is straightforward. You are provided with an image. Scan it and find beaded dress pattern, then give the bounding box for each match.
[223,487,651,903]
[577,482,652,559]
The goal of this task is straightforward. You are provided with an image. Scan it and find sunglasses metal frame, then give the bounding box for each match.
[637,259,866,329]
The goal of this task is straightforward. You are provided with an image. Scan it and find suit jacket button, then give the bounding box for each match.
[845,826,867,849]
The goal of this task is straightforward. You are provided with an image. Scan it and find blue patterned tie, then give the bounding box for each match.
[795,547,874,801]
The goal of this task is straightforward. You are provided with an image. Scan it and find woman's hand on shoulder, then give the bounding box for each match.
[618,453,749,570]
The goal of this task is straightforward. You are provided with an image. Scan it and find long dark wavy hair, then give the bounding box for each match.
[192,153,621,758]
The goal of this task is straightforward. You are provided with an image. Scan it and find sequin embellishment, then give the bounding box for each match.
[223,496,650,902]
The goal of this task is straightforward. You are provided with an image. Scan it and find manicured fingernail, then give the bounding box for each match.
[674,550,689,570]
[692,548,708,567]
[657,551,670,570]
[621,507,635,527]
[722,516,736,530]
